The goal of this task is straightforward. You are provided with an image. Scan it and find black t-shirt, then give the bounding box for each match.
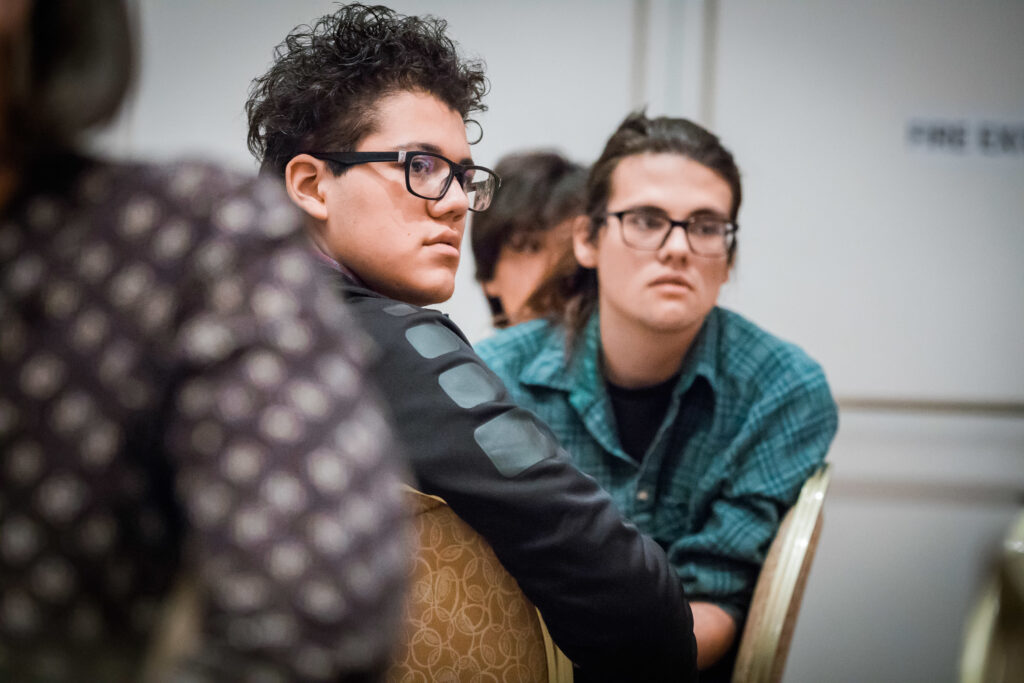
[607,374,680,462]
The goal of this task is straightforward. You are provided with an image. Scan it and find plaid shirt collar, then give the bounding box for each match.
[518,309,723,459]
[520,308,722,395]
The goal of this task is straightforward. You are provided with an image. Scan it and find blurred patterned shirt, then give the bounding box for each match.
[476,307,838,622]
[0,156,409,682]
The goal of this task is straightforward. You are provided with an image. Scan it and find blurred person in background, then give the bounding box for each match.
[477,112,839,678]
[0,2,409,681]
[246,4,697,681]
[469,150,586,327]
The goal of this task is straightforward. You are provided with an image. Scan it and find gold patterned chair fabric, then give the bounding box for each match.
[387,487,573,683]
[731,463,832,683]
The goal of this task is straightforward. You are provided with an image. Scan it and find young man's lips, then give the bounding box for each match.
[427,236,461,258]
[650,274,693,289]
[432,242,460,255]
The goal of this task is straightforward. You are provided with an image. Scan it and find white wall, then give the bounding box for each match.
[711,0,1024,402]
[705,2,1024,680]
[103,1,1024,681]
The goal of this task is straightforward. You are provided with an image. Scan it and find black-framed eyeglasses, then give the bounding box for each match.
[308,150,501,212]
[604,209,738,257]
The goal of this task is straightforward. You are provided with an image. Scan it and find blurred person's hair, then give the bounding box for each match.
[246,3,488,177]
[534,111,743,344]
[470,150,586,283]
[3,0,133,161]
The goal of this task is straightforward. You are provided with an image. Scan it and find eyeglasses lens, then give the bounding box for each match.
[621,213,669,250]
[407,153,497,211]
[688,220,731,256]
[408,154,449,199]
[620,212,731,256]
[466,172,496,211]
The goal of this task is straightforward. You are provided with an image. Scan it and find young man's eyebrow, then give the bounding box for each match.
[397,141,473,166]
[687,208,731,219]
[622,205,730,219]
[620,204,670,215]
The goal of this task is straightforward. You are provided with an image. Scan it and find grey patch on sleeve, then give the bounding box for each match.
[474,409,557,477]
[438,362,502,409]
[383,303,417,317]
[405,322,462,359]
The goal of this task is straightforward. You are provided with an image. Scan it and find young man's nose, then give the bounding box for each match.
[658,224,691,259]
[429,177,470,217]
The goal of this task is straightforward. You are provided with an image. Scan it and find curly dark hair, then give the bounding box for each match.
[246,3,488,176]
[4,0,133,162]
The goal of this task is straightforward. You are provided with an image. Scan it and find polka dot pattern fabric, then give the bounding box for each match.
[0,158,409,682]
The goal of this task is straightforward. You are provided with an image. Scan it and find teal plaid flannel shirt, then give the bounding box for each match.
[476,306,838,621]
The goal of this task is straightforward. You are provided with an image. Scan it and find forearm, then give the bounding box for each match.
[691,602,737,670]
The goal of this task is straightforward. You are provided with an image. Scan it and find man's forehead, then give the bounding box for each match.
[361,90,472,161]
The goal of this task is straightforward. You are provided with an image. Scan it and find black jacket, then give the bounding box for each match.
[335,273,697,682]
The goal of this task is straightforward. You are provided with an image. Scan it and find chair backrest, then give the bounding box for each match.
[731,463,832,683]
[387,487,573,683]
[960,511,1024,683]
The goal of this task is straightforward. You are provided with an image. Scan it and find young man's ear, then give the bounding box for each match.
[571,214,598,269]
[284,154,331,221]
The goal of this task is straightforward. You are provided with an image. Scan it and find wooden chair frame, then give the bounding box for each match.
[960,511,1024,683]
[731,463,832,683]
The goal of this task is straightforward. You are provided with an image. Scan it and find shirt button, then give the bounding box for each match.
[636,489,650,502]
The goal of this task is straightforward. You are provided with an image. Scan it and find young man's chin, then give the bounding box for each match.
[391,280,456,307]
[624,300,708,336]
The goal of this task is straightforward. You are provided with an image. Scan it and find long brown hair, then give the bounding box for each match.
[4,0,133,162]
[530,111,743,346]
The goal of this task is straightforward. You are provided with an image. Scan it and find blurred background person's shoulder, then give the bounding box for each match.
[1,2,409,681]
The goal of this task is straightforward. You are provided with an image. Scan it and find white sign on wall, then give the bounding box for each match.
[907,119,1024,156]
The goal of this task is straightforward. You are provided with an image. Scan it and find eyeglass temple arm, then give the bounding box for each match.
[308,151,406,164]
